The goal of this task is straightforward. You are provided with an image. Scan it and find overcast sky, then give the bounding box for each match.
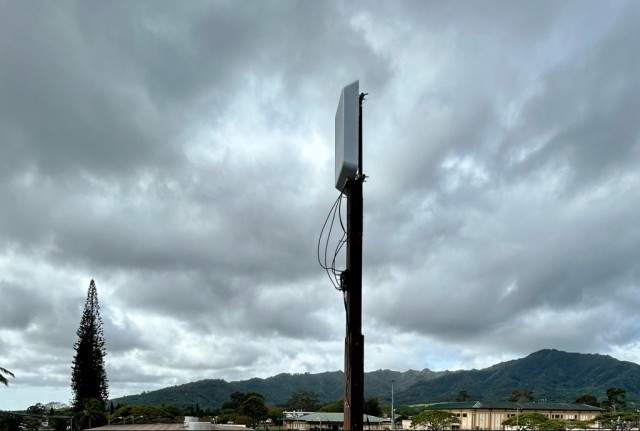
[1,0,639,411]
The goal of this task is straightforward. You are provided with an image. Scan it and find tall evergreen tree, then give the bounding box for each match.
[71,280,109,412]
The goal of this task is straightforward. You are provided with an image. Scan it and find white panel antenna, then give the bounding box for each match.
[335,80,359,191]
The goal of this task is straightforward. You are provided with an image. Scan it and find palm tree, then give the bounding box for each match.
[74,398,107,430]
[0,366,15,386]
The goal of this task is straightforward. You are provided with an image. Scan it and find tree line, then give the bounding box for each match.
[0,390,385,431]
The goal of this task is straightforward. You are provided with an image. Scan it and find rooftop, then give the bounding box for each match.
[87,425,253,431]
[421,401,605,411]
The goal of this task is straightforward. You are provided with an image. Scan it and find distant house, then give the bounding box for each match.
[283,412,388,431]
[403,402,604,430]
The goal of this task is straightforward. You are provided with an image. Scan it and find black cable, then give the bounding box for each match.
[331,192,348,284]
[326,195,344,287]
[317,194,338,268]
[331,182,349,288]
[317,182,349,290]
[318,192,343,289]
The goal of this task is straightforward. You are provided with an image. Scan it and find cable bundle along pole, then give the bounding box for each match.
[317,183,348,292]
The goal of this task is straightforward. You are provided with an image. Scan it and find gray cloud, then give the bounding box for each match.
[1,0,638,411]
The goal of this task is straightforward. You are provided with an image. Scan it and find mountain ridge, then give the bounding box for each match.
[111,349,640,408]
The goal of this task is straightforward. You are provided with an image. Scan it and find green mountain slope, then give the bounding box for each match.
[395,349,640,404]
[111,349,640,408]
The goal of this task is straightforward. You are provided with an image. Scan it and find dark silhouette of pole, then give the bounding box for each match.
[344,92,365,431]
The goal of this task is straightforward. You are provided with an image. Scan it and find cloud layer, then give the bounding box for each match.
[1,0,639,410]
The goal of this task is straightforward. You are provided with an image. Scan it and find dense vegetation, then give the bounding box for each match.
[4,391,636,431]
[0,392,382,431]
[395,349,640,405]
[111,350,640,409]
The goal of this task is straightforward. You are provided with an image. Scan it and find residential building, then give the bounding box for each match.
[404,401,604,430]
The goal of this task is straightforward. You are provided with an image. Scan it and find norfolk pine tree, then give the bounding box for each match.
[71,280,109,413]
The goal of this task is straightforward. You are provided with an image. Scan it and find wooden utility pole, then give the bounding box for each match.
[343,93,365,431]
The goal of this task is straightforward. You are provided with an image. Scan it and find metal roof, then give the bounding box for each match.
[294,413,385,423]
[421,402,481,410]
[87,425,184,431]
[421,401,604,412]
[87,425,254,431]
